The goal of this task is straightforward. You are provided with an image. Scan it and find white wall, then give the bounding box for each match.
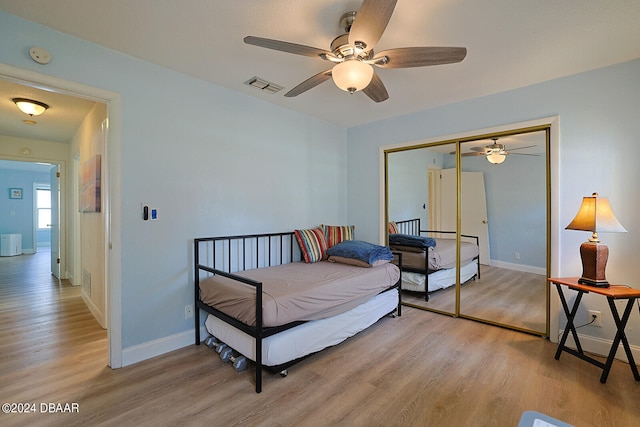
[347,59,640,354]
[69,102,108,327]
[387,148,435,226]
[1,11,348,361]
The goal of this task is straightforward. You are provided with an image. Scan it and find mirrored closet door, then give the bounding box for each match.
[385,127,550,336]
[387,142,458,316]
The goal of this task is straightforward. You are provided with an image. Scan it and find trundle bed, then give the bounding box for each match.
[389,218,480,301]
[194,229,401,393]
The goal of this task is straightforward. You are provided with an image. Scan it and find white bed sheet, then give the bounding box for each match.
[401,260,478,293]
[204,289,398,367]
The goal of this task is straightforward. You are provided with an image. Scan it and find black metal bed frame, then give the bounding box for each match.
[393,218,480,301]
[194,231,401,393]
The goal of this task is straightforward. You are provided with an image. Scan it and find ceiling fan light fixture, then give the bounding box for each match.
[13,98,49,116]
[332,59,373,94]
[487,152,506,164]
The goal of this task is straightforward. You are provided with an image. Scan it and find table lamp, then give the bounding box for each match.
[565,192,626,287]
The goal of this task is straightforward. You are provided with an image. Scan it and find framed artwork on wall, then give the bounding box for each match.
[9,188,22,199]
[80,154,101,212]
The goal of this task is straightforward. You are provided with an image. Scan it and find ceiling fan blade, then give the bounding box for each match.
[244,36,331,59]
[362,71,389,103]
[470,146,490,153]
[373,47,467,68]
[284,70,333,97]
[461,152,487,157]
[504,145,537,151]
[349,0,397,52]
[505,152,540,156]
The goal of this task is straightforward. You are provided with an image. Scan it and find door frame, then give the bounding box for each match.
[0,63,123,368]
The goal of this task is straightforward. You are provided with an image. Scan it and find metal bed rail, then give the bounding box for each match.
[391,218,481,300]
[194,231,401,393]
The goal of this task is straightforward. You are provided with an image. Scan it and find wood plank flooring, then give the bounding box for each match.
[1,251,639,426]
[402,265,547,333]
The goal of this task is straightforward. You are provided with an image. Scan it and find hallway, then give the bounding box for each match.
[0,250,107,405]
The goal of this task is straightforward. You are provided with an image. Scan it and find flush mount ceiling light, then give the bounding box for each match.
[12,98,49,116]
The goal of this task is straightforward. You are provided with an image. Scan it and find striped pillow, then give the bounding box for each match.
[294,228,328,263]
[321,224,355,248]
[388,221,399,234]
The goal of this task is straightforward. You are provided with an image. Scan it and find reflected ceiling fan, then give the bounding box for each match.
[461,138,539,164]
[243,0,467,102]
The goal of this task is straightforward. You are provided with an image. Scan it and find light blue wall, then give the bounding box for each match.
[387,148,443,227]
[3,10,640,356]
[448,153,547,269]
[348,58,640,343]
[0,167,51,252]
[1,11,348,350]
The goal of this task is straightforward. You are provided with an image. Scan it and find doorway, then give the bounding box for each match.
[0,64,120,367]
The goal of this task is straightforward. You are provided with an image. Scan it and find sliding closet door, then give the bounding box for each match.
[458,130,548,334]
[386,143,457,315]
[385,126,549,337]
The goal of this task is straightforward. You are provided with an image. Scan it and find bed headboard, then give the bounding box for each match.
[194,232,303,276]
[393,218,421,235]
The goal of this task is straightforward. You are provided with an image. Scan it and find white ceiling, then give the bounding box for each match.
[1,0,639,142]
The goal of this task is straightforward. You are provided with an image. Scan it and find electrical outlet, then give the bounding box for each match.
[588,310,602,327]
[185,304,193,319]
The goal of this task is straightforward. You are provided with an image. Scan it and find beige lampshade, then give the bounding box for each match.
[565,192,626,241]
[332,60,374,94]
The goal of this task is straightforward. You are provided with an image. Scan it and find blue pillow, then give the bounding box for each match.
[326,240,394,265]
[389,233,436,249]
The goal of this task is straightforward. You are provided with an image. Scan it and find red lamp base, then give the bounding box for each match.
[577,241,610,288]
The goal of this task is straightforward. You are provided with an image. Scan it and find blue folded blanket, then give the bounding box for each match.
[389,233,436,249]
[326,240,394,265]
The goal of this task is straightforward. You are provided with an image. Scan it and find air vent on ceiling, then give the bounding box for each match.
[244,76,283,94]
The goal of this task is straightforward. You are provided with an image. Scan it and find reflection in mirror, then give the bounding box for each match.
[459,131,548,333]
[387,143,459,315]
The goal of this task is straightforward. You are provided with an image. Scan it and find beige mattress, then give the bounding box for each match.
[394,238,478,271]
[199,261,400,327]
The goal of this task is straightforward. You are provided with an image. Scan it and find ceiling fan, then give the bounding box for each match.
[461,138,539,164]
[243,0,467,102]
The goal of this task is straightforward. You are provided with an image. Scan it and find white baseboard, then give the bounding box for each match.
[490,259,546,275]
[81,291,106,329]
[558,329,640,364]
[121,326,208,367]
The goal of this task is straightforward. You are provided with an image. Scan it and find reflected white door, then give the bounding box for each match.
[440,169,491,265]
[50,165,60,278]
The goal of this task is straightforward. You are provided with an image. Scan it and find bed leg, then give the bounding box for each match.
[256,363,262,393]
[194,305,201,345]
[255,336,263,393]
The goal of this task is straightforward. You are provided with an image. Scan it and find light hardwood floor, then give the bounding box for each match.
[1,251,639,426]
[402,265,547,333]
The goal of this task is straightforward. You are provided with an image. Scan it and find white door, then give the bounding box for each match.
[440,169,491,265]
[50,165,61,278]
